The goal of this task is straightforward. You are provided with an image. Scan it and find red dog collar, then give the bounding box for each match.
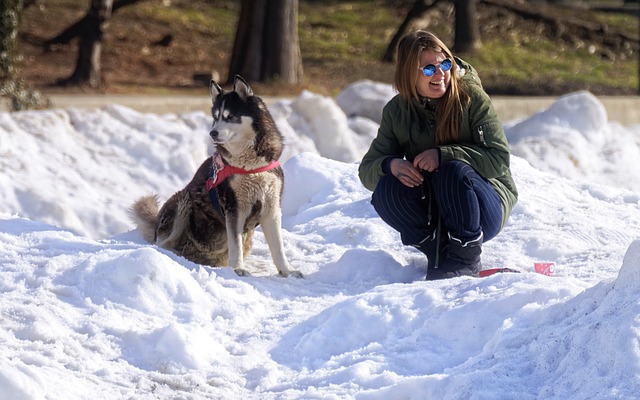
[206,153,280,191]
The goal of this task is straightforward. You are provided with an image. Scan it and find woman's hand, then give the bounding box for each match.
[413,149,440,172]
[390,158,424,187]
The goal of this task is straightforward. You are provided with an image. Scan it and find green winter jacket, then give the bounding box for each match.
[358,58,518,229]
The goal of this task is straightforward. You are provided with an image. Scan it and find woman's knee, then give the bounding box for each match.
[432,161,472,189]
[431,160,502,240]
[372,174,419,210]
[371,175,433,241]
[372,175,395,208]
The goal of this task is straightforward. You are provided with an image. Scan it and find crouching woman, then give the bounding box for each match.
[358,30,518,280]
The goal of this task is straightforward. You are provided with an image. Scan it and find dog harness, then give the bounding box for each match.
[206,152,280,215]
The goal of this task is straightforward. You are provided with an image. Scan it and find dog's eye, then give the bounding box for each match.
[212,109,220,122]
[220,108,242,123]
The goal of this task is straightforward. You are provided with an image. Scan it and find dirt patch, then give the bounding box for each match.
[16,0,639,97]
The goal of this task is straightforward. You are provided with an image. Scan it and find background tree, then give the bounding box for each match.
[57,0,113,87]
[382,0,482,63]
[0,0,25,93]
[381,0,444,63]
[453,0,482,53]
[0,0,47,110]
[45,0,143,49]
[228,0,303,84]
[46,0,146,88]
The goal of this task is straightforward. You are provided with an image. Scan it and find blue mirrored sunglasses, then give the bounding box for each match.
[420,58,453,77]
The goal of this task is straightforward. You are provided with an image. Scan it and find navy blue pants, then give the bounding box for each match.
[371,160,502,247]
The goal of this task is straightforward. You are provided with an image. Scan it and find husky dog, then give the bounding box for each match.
[130,75,302,278]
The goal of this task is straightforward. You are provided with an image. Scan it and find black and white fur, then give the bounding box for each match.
[130,75,302,278]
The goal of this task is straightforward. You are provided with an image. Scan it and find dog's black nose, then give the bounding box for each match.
[209,130,218,139]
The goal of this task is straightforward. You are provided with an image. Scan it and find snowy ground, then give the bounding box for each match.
[1,83,640,399]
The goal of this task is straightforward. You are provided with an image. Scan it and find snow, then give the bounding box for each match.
[1,83,640,399]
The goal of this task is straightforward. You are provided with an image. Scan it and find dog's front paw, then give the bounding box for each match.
[233,268,251,277]
[280,269,304,279]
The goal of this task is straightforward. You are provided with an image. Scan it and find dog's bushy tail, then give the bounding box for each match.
[130,194,160,243]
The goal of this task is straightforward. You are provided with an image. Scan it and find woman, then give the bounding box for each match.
[358,31,518,280]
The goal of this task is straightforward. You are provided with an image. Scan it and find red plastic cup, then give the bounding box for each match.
[534,262,555,276]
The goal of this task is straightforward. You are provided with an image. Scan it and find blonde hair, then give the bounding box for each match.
[394,30,469,145]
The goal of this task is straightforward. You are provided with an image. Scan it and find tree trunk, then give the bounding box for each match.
[454,0,482,53]
[1,0,48,110]
[1,0,25,83]
[58,0,114,88]
[45,0,143,48]
[263,0,302,83]
[228,0,302,84]
[381,0,444,63]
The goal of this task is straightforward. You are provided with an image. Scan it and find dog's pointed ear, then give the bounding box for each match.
[233,75,253,101]
[210,80,224,100]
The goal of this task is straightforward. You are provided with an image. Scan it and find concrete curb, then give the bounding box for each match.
[3,94,639,125]
[491,96,640,126]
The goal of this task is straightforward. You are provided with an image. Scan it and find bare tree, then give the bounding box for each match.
[382,0,444,62]
[1,0,48,110]
[453,0,482,53]
[228,0,303,84]
[0,0,24,87]
[57,0,113,87]
[46,0,146,88]
[45,0,143,49]
[382,0,482,63]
